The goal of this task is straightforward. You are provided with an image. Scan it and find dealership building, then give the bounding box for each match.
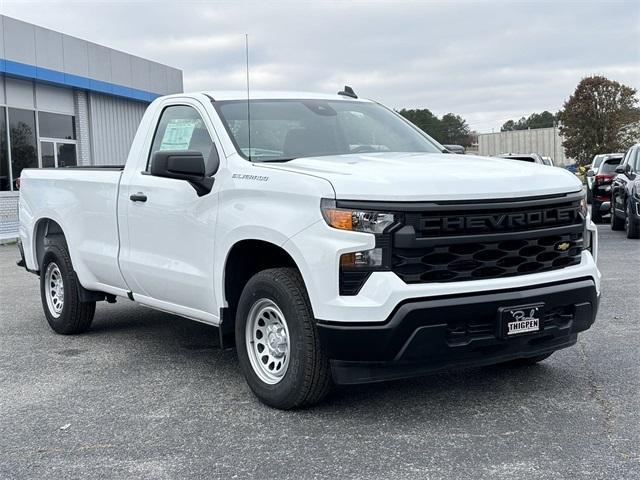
[0,15,183,241]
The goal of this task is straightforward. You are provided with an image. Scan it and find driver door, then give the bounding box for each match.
[119,102,221,322]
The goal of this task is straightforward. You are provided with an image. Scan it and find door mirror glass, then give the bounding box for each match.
[586,170,595,177]
[615,165,625,174]
[150,150,214,196]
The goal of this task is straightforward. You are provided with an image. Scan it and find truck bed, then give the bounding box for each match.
[19,167,128,293]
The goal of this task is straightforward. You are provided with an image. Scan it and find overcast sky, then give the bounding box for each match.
[3,0,639,132]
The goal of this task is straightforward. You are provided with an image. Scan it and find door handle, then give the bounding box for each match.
[130,193,147,202]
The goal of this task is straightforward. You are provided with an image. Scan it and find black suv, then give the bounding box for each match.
[611,144,640,238]
[586,154,623,223]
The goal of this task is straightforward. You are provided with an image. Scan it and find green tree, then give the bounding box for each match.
[397,108,443,142]
[440,113,471,146]
[557,75,640,166]
[501,111,556,131]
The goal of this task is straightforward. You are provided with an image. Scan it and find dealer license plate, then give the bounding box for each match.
[500,304,543,337]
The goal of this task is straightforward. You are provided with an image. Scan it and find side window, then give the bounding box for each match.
[147,105,216,174]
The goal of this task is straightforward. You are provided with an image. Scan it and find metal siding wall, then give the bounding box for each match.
[88,93,147,165]
[478,127,569,165]
[0,15,183,99]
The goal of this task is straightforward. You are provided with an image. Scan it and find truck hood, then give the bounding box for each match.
[257,152,583,201]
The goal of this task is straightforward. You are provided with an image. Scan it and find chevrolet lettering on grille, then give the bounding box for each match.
[421,206,578,234]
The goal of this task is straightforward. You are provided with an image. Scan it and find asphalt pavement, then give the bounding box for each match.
[0,225,638,479]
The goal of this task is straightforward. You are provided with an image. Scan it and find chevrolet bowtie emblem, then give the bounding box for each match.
[555,242,571,252]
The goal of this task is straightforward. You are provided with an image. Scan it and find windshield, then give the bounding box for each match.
[215,99,444,162]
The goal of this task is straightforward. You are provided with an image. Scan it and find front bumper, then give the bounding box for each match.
[318,278,598,384]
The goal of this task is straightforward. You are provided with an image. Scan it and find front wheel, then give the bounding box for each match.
[626,200,640,239]
[235,268,332,409]
[611,203,625,231]
[40,236,95,334]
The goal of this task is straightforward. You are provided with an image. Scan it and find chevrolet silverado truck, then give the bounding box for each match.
[17,90,600,409]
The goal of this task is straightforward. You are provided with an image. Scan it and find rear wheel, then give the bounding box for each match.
[40,236,95,334]
[235,268,332,409]
[625,200,640,239]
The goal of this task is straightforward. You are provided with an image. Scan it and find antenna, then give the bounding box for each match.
[245,34,251,161]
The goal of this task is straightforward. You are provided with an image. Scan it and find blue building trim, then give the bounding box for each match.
[1,58,161,103]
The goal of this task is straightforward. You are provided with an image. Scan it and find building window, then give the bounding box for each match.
[38,111,76,140]
[38,111,77,169]
[0,108,77,190]
[57,143,77,167]
[41,141,55,168]
[0,107,8,191]
[9,108,38,187]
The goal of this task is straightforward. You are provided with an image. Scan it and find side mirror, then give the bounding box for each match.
[586,170,595,177]
[150,150,215,196]
[615,165,625,174]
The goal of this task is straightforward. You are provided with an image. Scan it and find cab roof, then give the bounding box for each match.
[202,90,373,102]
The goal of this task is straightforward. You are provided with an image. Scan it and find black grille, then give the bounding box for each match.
[389,194,585,285]
[393,232,583,283]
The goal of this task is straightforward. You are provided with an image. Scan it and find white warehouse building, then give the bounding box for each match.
[477,127,571,166]
[0,15,183,241]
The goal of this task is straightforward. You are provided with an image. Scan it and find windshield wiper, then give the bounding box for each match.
[253,157,297,163]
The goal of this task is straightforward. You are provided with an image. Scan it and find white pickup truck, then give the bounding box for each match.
[18,90,600,409]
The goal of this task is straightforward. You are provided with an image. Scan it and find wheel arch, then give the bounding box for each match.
[221,239,300,325]
[33,217,67,272]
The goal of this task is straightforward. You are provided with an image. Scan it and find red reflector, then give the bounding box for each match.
[594,175,613,184]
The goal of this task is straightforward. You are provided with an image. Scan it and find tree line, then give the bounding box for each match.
[397,109,472,147]
[397,75,639,165]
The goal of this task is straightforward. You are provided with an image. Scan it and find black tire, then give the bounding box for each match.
[591,203,602,223]
[500,352,553,366]
[626,200,640,239]
[235,268,332,409]
[40,236,95,334]
[611,203,625,231]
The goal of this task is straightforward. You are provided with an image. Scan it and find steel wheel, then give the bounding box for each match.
[44,262,65,318]
[245,298,291,385]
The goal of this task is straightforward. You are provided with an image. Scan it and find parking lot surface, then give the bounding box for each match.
[0,225,638,479]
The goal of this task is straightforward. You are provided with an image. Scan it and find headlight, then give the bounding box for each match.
[341,248,383,268]
[321,199,396,234]
[581,190,593,252]
[580,196,588,219]
[321,199,398,296]
[583,223,591,251]
[634,181,640,198]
